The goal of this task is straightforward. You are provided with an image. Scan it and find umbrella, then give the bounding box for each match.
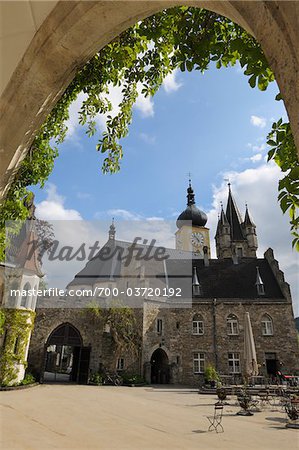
[244,312,259,377]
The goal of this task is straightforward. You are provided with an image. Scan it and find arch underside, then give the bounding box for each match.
[0,1,298,198]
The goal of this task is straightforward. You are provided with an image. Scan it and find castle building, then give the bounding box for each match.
[22,183,299,385]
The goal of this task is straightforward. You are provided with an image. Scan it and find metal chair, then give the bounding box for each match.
[206,404,224,433]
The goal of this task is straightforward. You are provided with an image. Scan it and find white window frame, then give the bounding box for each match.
[261,315,273,336]
[193,352,205,374]
[228,352,240,374]
[192,319,204,335]
[257,284,265,296]
[117,357,125,371]
[227,315,239,335]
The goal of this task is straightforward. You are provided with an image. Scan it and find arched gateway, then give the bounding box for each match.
[150,348,170,384]
[42,323,90,384]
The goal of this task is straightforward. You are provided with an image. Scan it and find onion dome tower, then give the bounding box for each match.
[175,180,210,257]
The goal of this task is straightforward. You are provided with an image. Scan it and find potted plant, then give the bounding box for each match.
[216,385,227,404]
[237,387,254,416]
[204,364,219,388]
[285,401,299,429]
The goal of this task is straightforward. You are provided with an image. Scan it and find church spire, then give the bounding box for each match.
[244,204,256,227]
[187,178,195,206]
[215,184,258,259]
[225,183,245,241]
[108,218,116,241]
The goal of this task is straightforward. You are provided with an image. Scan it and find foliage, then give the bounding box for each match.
[89,372,103,385]
[121,372,146,385]
[0,6,297,255]
[267,120,299,250]
[285,402,299,421]
[19,372,36,386]
[216,387,227,401]
[204,364,219,382]
[105,301,142,361]
[0,309,5,335]
[0,309,36,386]
[87,300,141,363]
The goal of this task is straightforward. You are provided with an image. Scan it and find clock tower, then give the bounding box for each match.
[175,181,211,257]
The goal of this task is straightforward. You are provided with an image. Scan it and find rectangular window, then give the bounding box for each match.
[228,352,240,374]
[192,321,204,335]
[227,320,238,335]
[193,352,205,374]
[157,319,163,334]
[14,336,19,355]
[262,321,273,336]
[117,357,125,371]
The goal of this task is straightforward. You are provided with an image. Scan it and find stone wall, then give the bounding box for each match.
[142,298,299,386]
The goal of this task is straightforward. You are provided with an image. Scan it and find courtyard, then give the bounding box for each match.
[1,385,298,449]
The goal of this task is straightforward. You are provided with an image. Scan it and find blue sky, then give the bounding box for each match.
[32,63,299,316]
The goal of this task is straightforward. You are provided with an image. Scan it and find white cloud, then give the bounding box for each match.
[65,82,154,139]
[134,83,154,117]
[250,115,267,128]
[139,132,156,144]
[162,70,183,93]
[250,153,263,163]
[207,162,299,316]
[106,208,142,221]
[247,142,267,153]
[35,183,82,221]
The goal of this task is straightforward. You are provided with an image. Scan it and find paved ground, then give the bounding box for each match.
[1,384,298,449]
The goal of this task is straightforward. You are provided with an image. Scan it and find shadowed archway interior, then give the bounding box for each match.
[44,323,90,384]
[151,348,170,384]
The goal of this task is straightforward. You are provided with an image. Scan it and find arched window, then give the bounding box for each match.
[227,314,239,335]
[29,284,38,310]
[261,314,273,336]
[192,315,204,335]
[20,282,31,307]
[8,280,19,305]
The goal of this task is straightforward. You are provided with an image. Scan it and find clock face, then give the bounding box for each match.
[191,232,204,247]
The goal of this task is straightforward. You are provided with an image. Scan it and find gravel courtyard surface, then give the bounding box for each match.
[1,384,297,449]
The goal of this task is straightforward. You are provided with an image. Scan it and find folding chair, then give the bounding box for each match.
[206,404,224,433]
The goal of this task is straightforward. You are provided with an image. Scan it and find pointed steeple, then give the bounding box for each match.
[108,218,116,241]
[192,266,202,297]
[219,203,229,226]
[255,266,265,295]
[244,204,256,227]
[225,183,245,241]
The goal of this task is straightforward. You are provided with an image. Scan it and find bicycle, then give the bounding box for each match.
[102,369,123,386]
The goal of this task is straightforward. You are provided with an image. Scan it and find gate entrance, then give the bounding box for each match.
[150,348,170,384]
[265,352,279,379]
[43,323,90,384]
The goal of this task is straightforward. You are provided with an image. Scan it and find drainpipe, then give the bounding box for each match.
[212,298,218,371]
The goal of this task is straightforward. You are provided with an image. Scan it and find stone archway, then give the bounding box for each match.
[150,348,170,384]
[43,322,90,384]
[0,1,298,198]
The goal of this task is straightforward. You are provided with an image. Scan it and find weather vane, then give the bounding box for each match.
[186,172,192,185]
[224,178,231,189]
